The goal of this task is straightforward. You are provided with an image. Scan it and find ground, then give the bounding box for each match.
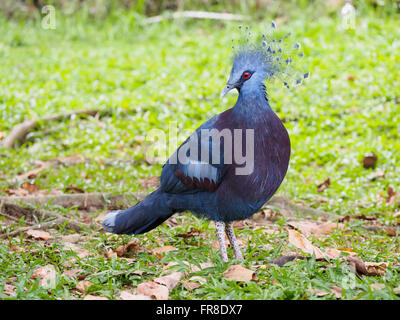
[0,8,399,300]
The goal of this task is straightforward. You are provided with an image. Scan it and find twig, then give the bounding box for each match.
[0,192,146,210]
[1,109,113,148]
[267,195,339,220]
[0,192,338,223]
[144,10,248,24]
[0,218,63,239]
[0,203,97,239]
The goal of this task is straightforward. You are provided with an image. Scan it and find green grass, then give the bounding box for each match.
[0,8,400,300]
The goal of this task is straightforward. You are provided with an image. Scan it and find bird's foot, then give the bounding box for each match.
[102,210,122,232]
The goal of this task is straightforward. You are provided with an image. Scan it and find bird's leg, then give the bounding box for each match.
[225,222,244,261]
[215,221,229,262]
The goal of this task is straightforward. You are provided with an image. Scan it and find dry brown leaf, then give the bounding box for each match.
[26,229,52,241]
[21,182,38,193]
[153,272,184,291]
[12,163,50,182]
[183,281,201,291]
[83,295,108,300]
[76,280,93,294]
[116,240,140,257]
[59,234,82,243]
[223,265,256,282]
[32,265,57,288]
[3,284,16,296]
[310,288,330,297]
[364,262,388,276]
[62,268,81,278]
[363,153,377,168]
[287,221,345,236]
[106,248,117,260]
[386,186,397,205]
[152,245,177,258]
[183,276,207,290]
[65,185,85,194]
[63,242,92,259]
[176,227,202,238]
[317,178,330,193]
[119,291,152,300]
[345,256,387,276]
[287,229,325,259]
[329,286,342,299]
[315,222,345,234]
[137,281,169,300]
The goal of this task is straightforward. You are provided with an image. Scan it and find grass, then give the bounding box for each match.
[0,7,399,300]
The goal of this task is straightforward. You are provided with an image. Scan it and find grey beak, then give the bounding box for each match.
[220,84,234,99]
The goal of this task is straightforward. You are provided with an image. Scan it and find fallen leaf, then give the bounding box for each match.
[32,265,57,288]
[21,182,38,193]
[59,234,81,243]
[62,268,81,278]
[106,248,117,259]
[119,291,152,300]
[3,284,16,296]
[363,153,378,168]
[364,261,388,276]
[310,288,330,297]
[83,295,108,300]
[386,186,397,205]
[287,229,326,259]
[345,256,387,276]
[176,227,202,238]
[183,281,201,291]
[12,162,50,182]
[63,243,92,259]
[65,185,85,194]
[116,240,140,257]
[317,178,330,193]
[153,272,184,291]
[26,229,52,241]
[137,281,169,300]
[152,245,177,258]
[329,286,342,299]
[183,275,207,290]
[76,280,93,294]
[223,265,256,282]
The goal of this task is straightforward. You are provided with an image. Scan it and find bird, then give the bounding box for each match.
[103,24,306,262]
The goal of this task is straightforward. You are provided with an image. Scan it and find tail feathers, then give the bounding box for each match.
[103,189,175,235]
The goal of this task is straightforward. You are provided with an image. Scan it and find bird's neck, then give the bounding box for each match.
[233,83,272,122]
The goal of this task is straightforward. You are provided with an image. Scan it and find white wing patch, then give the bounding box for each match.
[186,159,218,182]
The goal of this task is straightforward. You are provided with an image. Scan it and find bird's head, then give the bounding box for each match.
[221,24,308,98]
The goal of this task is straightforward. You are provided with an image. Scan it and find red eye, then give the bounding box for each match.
[242,72,251,79]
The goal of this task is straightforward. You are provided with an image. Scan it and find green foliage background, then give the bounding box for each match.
[0,0,399,300]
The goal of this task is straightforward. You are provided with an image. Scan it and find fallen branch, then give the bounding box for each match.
[267,196,340,220]
[0,203,97,238]
[0,192,338,223]
[1,109,113,148]
[144,10,248,24]
[0,192,146,210]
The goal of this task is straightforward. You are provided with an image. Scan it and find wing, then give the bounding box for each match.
[160,115,226,194]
